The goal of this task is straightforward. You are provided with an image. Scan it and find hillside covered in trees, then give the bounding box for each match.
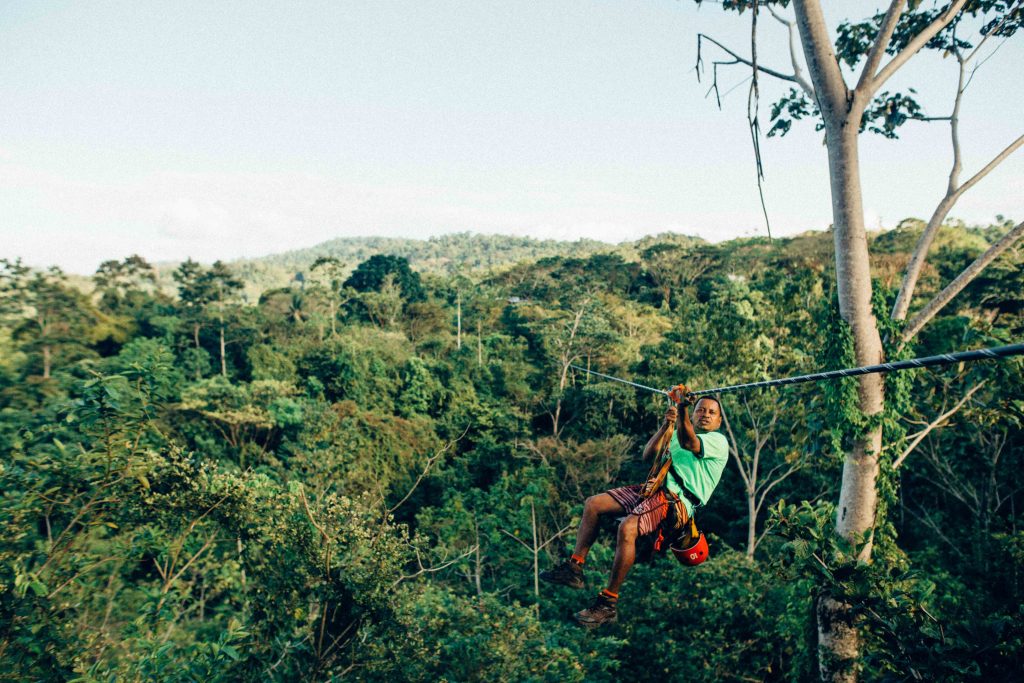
[147,231,705,301]
[2,219,1022,681]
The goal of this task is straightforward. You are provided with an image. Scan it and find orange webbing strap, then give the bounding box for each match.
[640,422,675,499]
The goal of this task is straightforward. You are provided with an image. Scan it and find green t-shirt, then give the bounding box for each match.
[663,430,730,507]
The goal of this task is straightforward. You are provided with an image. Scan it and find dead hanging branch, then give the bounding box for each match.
[697,2,777,240]
[747,0,772,240]
[696,34,806,92]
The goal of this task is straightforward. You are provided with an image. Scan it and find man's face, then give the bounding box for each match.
[693,398,723,433]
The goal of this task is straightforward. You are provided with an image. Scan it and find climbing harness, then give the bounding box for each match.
[570,342,1024,399]
[637,408,710,565]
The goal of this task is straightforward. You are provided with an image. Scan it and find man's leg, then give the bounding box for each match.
[574,514,638,628]
[606,514,639,594]
[541,492,625,589]
[572,493,625,561]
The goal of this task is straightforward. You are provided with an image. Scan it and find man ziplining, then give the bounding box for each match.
[539,342,1024,628]
[540,384,730,628]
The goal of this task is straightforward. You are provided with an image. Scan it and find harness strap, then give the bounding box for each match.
[640,421,675,499]
[667,466,703,510]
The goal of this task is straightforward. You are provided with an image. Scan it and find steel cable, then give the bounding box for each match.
[569,342,1024,398]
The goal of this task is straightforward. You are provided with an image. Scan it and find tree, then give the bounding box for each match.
[529,297,616,438]
[206,261,244,377]
[697,2,1022,678]
[641,243,715,309]
[309,256,356,338]
[173,258,215,380]
[173,260,243,377]
[0,260,93,379]
[344,255,425,302]
[92,254,157,313]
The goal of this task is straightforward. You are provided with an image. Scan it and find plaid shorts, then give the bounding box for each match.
[607,485,676,537]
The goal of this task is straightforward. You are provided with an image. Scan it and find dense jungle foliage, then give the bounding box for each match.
[2,220,1022,681]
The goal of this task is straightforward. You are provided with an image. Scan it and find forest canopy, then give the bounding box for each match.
[1,221,1022,681]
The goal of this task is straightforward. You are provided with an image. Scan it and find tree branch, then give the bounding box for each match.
[388,427,467,514]
[891,39,1023,325]
[721,401,753,488]
[901,220,1024,343]
[892,381,986,470]
[539,524,574,551]
[756,463,804,514]
[299,486,329,542]
[766,5,815,97]
[868,0,969,96]
[46,556,119,600]
[904,504,948,542]
[855,1,907,93]
[963,5,1019,65]
[793,0,850,118]
[953,133,1024,199]
[501,528,534,551]
[392,544,477,588]
[697,33,802,84]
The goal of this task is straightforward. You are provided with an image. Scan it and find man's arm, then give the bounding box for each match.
[642,404,677,461]
[670,384,702,456]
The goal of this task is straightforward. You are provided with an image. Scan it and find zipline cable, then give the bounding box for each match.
[569,342,1024,399]
[566,365,670,396]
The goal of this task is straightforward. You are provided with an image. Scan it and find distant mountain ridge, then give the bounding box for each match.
[250,232,616,272]
[223,231,706,295]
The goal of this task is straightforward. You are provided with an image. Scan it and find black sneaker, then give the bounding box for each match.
[574,593,618,628]
[539,560,585,589]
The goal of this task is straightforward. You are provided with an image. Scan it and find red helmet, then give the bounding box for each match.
[671,532,709,566]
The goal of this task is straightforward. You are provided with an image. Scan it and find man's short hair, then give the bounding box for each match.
[693,395,722,413]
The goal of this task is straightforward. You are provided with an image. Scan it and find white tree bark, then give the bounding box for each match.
[708,2,1007,677]
[794,2,885,679]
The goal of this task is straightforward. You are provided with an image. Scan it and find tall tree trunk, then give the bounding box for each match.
[794,3,885,677]
[457,292,462,349]
[826,126,886,556]
[473,521,483,596]
[746,490,757,560]
[818,105,887,683]
[193,322,200,349]
[219,324,227,377]
[552,306,586,437]
[42,343,51,379]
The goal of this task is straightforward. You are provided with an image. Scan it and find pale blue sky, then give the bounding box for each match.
[2,1,1021,273]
